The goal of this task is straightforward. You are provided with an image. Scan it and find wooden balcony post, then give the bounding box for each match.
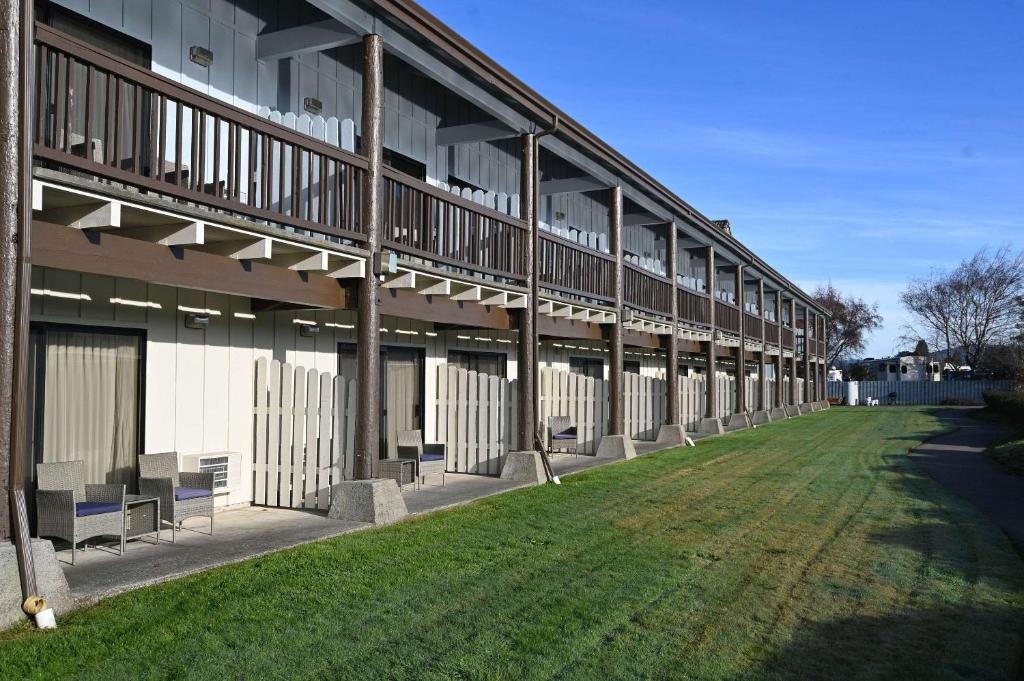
[804,307,813,407]
[698,245,723,434]
[0,0,39,597]
[789,297,798,411]
[354,33,384,480]
[665,222,679,425]
[516,132,537,451]
[733,264,747,423]
[608,185,625,436]
[596,185,636,457]
[657,221,688,445]
[757,276,765,409]
[775,291,785,412]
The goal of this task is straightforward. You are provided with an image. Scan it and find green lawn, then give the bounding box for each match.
[3,407,1023,680]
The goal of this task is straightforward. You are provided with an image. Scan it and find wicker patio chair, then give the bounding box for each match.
[396,430,446,486]
[138,452,214,541]
[36,460,126,564]
[547,416,578,457]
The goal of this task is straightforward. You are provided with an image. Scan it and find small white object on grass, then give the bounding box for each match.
[552,476,561,485]
[685,436,696,447]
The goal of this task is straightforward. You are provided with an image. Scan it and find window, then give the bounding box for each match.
[383,148,426,181]
[624,360,641,375]
[569,356,603,380]
[448,350,507,379]
[900,365,908,374]
[889,364,897,373]
[878,363,885,372]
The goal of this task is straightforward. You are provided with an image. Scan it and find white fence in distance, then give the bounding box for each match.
[434,364,518,475]
[253,358,357,511]
[827,380,1011,405]
[539,367,610,453]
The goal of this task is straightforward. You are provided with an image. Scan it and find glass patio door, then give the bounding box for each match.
[29,326,143,491]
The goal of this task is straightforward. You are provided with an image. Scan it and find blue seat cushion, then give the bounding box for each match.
[75,501,121,517]
[553,427,577,440]
[419,453,445,462]
[175,487,213,501]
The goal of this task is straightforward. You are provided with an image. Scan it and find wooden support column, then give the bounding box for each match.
[1,0,38,598]
[757,279,767,411]
[608,186,625,436]
[516,132,537,451]
[665,221,679,425]
[734,264,746,417]
[789,298,798,408]
[354,33,383,480]
[775,291,785,410]
[804,307,814,405]
[819,315,827,402]
[705,246,717,418]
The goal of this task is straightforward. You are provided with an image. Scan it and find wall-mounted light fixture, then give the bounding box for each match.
[303,97,323,115]
[374,250,398,277]
[189,46,214,68]
[185,313,210,329]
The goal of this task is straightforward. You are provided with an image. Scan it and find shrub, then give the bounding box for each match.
[982,389,1024,419]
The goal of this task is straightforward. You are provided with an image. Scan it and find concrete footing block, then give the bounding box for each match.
[751,410,772,425]
[800,402,817,413]
[656,424,689,447]
[724,413,751,432]
[596,435,637,460]
[770,406,789,421]
[328,479,408,525]
[819,400,831,410]
[786,404,803,417]
[1,539,72,631]
[500,450,547,484]
[699,417,724,435]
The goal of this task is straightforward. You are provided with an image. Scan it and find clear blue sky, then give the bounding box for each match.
[418,0,1023,358]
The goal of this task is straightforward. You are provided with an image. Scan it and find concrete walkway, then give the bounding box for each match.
[910,408,1024,552]
[59,452,646,604]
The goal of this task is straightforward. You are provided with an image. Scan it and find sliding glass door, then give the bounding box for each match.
[29,325,144,492]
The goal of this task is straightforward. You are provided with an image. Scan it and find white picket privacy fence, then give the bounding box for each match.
[539,367,609,454]
[253,358,357,511]
[827,380,1012,405]
[434,364,518,475]
[624,372,667,441]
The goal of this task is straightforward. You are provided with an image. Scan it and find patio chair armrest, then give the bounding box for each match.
[85,483,126,504]
[422,443,446,457]
[36,489,75,521]
[180,472,215,491]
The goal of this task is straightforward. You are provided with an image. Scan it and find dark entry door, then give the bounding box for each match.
[338,344,424,460]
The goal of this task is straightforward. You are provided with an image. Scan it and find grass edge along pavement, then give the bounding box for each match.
[1,407,1022,681]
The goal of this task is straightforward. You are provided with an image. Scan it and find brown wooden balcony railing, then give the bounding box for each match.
[382,168,528,282]
[624,263,673,317]
[33,24,365,242]
[677,287,710,326]
[743,312,762,341]
[765,320,780,345]
[715,300,741,335]
[782,326,795,348]
[538,232,615,303]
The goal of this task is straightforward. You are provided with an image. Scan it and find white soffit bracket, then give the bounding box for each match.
[33,179,367,278]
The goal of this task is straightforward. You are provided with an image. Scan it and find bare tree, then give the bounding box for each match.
[812,283,883,366]
[900,247,1024,370]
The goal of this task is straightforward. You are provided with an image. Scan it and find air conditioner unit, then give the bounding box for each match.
[180,451,242,496]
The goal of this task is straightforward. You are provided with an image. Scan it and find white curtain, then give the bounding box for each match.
[42,331,139,489]
[384,354,421,459]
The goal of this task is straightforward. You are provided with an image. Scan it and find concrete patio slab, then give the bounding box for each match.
[49,425,763,608]
[62,507,367,605]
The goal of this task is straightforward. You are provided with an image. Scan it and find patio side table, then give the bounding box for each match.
[379,458,417,491]
[123,494,161,550]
